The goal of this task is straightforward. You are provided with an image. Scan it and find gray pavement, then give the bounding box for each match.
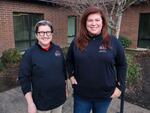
[0,87,150,113]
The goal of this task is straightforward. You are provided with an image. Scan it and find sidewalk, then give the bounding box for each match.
[0,87,150,113]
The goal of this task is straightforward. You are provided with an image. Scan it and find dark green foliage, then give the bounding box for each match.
[0,59,4,71]
[126,53,142,86]
[1,48,22,66]
[119,36,132,48]
[62,47,68,57]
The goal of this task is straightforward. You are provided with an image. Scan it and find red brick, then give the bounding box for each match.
[0,1,78,55]
[120,4,150,48]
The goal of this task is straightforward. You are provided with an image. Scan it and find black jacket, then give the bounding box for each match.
[19,43,67,110]
[66,35,127,100]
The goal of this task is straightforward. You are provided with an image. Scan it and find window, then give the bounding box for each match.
[67,16,76,43]
[13,13,44,51]
[138,13,150,48]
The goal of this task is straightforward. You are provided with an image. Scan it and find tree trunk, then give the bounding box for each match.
[115,13,123,39]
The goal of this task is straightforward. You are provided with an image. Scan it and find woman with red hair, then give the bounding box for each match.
[66,6,127,113]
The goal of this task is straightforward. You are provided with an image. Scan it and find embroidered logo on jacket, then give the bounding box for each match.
[98,46,107,53]
[55,50,61,57]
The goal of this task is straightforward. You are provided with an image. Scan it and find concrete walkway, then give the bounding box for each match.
[0,87,150,113]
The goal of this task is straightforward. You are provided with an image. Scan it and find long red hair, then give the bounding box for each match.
[76,6,111,51]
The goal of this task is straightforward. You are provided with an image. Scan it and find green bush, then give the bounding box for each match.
[126,54,141,86]
[119,36,132,48]
[62,47,68,57]
[0,59,4,71]
[1,48,22,66]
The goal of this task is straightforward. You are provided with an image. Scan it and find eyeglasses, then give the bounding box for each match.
[37,31,52,36]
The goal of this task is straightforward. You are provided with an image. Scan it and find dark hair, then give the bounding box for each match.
[35,20,54,33]
[76,6,111,51]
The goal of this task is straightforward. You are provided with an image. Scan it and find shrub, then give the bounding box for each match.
[126,53,142,86]
[62,47,68,57]
[1,48,22,66]
[0,59,4,71]
[119,36,132,48]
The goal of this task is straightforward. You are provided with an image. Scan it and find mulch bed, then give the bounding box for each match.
[0,63,19,92]
[125,52,150,110]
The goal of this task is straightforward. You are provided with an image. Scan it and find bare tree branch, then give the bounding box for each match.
[48,0,142,38]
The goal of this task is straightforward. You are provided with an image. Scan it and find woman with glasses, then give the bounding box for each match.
[19,20,67,113]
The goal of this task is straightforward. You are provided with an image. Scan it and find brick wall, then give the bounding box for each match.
[0,1,76,55]
[120,4,150,48]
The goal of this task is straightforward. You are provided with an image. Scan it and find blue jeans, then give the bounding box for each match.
[74,95,112,113]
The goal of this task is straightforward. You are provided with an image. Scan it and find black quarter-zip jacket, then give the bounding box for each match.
[66,35,127,100]
[19,43,67,110]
